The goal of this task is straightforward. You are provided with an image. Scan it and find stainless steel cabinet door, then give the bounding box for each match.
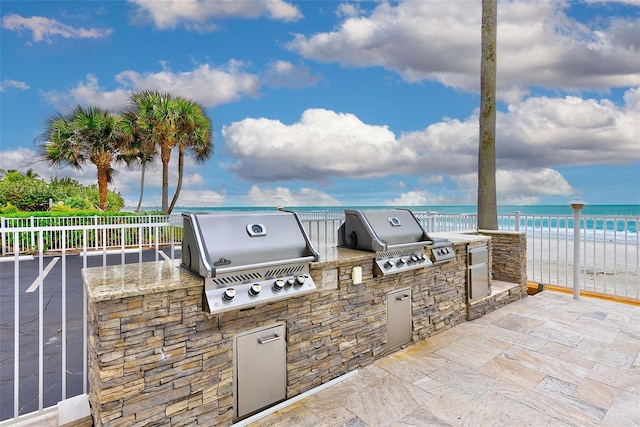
[387,288,412,350]
[235,323,286,419]
[469,263,489,300]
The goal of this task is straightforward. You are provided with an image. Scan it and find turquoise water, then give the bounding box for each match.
[174,204,639,216]
[172,204,639,238]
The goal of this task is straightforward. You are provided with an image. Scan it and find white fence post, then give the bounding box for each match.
[571,199,585,299]
[514,211,520,232]
[1,216,5,256]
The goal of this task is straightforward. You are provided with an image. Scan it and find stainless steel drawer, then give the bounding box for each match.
[469,245,488,265]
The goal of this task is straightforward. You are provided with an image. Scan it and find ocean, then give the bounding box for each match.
[171,203,640,217]
[172,204,639,216]
[168,204,639,239]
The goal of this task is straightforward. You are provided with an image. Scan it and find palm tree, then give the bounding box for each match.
[38,106,133,210]
[477,0,498,230]
[129,91,213,214]
[168,99,212,214]
[119,131,157,213]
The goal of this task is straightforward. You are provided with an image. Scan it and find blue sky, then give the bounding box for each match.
[1,0,639,208]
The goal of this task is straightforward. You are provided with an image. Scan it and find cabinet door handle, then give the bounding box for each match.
[396,295,410,301]
[258,334,282,345]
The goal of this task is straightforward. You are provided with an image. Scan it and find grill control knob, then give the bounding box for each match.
[420,254,427,261]
[295,275,306,286]
[249,284,261,296]
[385,260,395,269]
[273,279,285,292]
[222,288,236,301]
[410,254,419,263]
[397,258,406,266]
[286,277,296,287]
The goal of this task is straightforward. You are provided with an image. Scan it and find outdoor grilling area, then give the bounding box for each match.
[82,209,528,426]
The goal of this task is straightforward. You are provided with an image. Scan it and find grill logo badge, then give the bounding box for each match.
[213,257,232,266]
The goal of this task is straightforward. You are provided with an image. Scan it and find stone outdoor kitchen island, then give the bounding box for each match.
[83,231,527,426]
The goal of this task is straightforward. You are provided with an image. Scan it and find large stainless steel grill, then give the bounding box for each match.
[181,211,319,314]
[338,208,455,276]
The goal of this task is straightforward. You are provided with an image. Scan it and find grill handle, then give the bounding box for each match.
[258,334,282,345]
[213,255,316,276]
[384,242,431,252]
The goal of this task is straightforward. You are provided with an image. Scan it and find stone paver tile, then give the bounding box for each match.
[572,377,617,410]
[391,406,451,426]
[572,338,635,369]
[599,388,640,427]
[477,353,547,390]
[428,361,499,398]
[374,351,445,383]
[341,374,432,427]
[586,363,640,394]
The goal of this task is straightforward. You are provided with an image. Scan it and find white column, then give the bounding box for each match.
[570,198,585,299]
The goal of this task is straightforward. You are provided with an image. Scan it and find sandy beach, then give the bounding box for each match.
[526,236,639,299]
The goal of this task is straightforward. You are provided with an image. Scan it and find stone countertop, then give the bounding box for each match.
[82,259,201,303]
[430,231,491,245]
[313,246,374,264]
[83,249,372,303]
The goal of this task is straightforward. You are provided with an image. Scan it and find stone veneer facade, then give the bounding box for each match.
[85,232,526,426]
[467,231,528,320]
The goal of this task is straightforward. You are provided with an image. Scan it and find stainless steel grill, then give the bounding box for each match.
[338,208,454,276]
[181,211,319,314]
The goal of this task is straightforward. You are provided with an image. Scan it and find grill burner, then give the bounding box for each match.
[338,208,454,276]
[181,211,319,314]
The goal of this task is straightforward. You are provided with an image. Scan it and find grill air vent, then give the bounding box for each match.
[377,248,420,260]
[266,265,304,277]
[213,272,263,286]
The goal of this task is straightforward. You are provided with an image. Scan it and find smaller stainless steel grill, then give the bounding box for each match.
[338,208,454,276]
[181,211,319,314]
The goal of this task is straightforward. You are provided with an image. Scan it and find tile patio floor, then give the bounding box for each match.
[9,290,639,426]
[247,291,640,427]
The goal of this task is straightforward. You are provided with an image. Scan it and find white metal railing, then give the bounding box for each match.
[298,210,638,299]
[1,215,172,255]
[499,212,639,299]
[1,210,638,424]
[0,219,174,425]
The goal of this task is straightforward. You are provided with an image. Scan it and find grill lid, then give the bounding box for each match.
[182,211,319,279]
[338,208,433,252]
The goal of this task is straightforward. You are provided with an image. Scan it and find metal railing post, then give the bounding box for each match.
[1,216,5,256]
[571,199,585,299]
[514,211,520,232]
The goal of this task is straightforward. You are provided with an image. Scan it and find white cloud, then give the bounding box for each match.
[245,185,339,206]
[40,62,262,111]
[453,168,574,204]
[262,60,324,89]
[116,62,261,107]
[222,87,637,200]
[223,108,415,181]
[42,74,131,111]
[0,79,30,92]
[2,13,113,43]
[384,190,450,206]
[164,189,226,207]
[286,1,640,100]
[495,92,640,168]
[127,0,302,31]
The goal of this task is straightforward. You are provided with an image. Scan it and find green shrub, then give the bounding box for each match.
[0,202,20,214]
[49,203,78,213]
[64,197,95,210]
[0,173,124,212]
